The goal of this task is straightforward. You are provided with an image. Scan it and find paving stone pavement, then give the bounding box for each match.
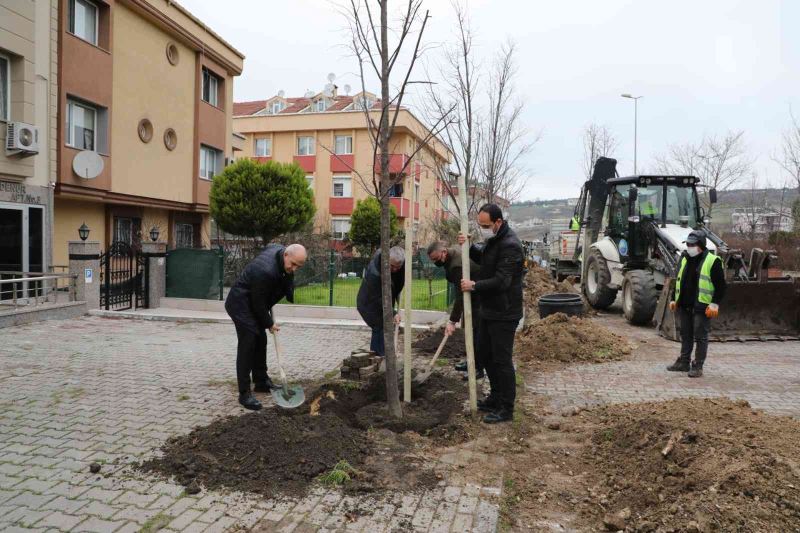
[0,316,501,532]
[528,313,800,418]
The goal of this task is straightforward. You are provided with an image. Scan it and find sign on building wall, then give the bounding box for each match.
[0,181,45,205]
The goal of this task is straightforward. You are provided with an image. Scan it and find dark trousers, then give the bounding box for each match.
[234,323,268,394]
[678,307,710,366]
[478,318,518,411]
[370,327,386,356]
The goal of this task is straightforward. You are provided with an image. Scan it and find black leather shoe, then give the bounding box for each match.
[688,362,703,378]
[667,358,690,372]
[477,397,499,412]
[454,361,467,372]
[238,393,262,410]
[462,369,485,381]
[483,408,513,424]
[253,377,277,393]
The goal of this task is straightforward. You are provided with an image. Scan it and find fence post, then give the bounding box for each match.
[141,241,167,309]
[218,247,224,301]
[328,249,335,306]
[68,240,101,310]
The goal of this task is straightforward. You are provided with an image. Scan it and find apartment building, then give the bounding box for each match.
[232,86,451,243]
[0,0,59,276]
[52,0,244,265]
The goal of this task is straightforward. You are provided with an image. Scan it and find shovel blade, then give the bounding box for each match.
[413,369,433,385]
[271,385,305,409]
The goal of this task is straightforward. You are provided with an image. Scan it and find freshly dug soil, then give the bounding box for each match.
[139,374,467,498]
[579,398,800,532]
[412,327,467,359]
[523,263,580,325]
[516,312,631,363]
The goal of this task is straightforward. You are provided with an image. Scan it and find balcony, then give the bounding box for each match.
[374,154,409,175]
[330,154,354,172]
[293,155,316,172]
[329,197,354,216]
[414,202,420,220]
[390,197,411,218]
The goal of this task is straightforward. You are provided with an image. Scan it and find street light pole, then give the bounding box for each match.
[621,94,643,174]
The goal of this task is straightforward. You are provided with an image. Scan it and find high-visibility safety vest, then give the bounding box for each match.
[674,252,722,305]
[641,199,657,216]
[569,216,580,231]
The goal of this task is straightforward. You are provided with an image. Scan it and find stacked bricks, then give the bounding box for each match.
[340,350,382,380]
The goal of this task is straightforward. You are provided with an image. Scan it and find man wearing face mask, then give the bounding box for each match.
[667,230,726,377]
[457,204,524,424]
[426,241,483,380]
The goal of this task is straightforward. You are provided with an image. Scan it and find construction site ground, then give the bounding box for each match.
[0,306,798,532]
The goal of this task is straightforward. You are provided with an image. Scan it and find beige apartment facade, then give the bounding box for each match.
[233,90,451,245]
[53,0,244,265]
[0,0,59,276]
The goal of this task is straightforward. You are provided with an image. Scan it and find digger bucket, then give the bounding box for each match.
[658,276,800,342]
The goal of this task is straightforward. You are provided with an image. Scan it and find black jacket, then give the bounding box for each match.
[442,247,481,323]
[469,221,524,322]
[224,244,294,334]
[677,250,727,311]
[356,251,405,329]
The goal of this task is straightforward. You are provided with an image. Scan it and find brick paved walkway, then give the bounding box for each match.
[528,312,800,418]
[0,316,501,532]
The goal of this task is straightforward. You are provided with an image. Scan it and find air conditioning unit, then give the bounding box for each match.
[6,122,39,156]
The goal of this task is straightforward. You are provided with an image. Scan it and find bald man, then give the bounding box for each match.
[225,243,307,410]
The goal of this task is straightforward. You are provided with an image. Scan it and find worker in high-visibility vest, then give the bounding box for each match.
[569,215,580,231]
[640,195,658,218]
[667,230,727,377]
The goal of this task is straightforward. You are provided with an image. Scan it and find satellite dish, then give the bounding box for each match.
[327,72,336,82]
[277,89,285,98]
[343,84,351,95]
[323,83,335,97]
[72,150,104,180]
[304,90,315,98]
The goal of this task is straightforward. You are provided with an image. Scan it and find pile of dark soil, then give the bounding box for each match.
[516,312,631,363]
[580,398,800,532]
[413,327,466,359]
[139,374,468,498]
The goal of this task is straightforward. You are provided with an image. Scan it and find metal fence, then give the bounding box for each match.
[288,250,454,311]
[165,248,224,300]
[0,271,77,311]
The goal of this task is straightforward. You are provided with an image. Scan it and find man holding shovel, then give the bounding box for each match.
[225,243,307,410]
[426,241,484,380]
[356,246,405,357]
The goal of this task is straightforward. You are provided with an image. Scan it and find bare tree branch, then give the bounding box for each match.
[582,123,618,180]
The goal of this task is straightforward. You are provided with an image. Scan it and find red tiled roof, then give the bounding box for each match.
[233,94,388,116]
[233,100,267,116]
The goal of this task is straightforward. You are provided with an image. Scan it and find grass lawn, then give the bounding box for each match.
[285,277,450,311]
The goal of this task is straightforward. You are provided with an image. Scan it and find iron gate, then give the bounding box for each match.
[100,241,147,310]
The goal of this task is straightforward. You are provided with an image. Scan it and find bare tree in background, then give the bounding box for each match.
[654,130,752,215]
[478,41,536,205]
[582,123,618,179]
[736,173,768,240]
[775,110,800,192]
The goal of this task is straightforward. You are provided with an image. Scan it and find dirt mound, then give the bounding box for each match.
[579,398,800,532]
[516,313,631,363]
[139,374,467,498]
[413,327,466,359]
[523,263,580,324]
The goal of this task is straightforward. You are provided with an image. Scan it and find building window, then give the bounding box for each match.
[69,0,98,46]
[306,175,314,189]
[269,100,285,114]
[114,217,141,246]
[66,99,97,151]
[255,138,271,157]
[297,136,315,156]
[175,223,194,248]
[332,218,351,241]
[200,145,222,180]
[0,54,8,121]
[332,175,352,198]
[334,135,353,155]
[314,99,327,112]
[388,183,404,197]
[202,68,221,107]
[414,183,420,201]
[353,95,374,110]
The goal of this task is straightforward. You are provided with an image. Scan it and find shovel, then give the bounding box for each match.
[413,332,450,384]
[270,331,305,409]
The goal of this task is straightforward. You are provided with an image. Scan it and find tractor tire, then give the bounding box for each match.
[622,270,658,325]
[584,249,617,310]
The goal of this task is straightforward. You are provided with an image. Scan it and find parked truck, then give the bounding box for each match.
[548,219,581,281]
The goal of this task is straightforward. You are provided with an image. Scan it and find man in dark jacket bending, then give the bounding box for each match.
[458,204,524,424]
[225,243,307,410]
[356,246,405,356]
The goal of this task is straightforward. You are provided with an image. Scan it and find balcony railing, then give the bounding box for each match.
[374,154,409,175]
[0,271,78,312]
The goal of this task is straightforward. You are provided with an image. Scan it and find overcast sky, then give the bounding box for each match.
[180,0,799,201]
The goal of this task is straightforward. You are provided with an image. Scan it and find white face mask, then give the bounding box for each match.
[480,226,495,240]
[686,245,701,257]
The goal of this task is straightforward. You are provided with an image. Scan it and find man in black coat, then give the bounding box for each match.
[356,246,405,356]
[426,241,484,380]
[225,243,307,410]
[458,203,524,424]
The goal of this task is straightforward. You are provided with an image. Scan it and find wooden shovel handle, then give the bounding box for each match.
[427,333,450,370]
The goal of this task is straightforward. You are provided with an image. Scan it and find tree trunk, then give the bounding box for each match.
[379,0,402,419]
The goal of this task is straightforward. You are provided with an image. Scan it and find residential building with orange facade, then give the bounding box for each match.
[52,0,244,265]
[232,88,451,245]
